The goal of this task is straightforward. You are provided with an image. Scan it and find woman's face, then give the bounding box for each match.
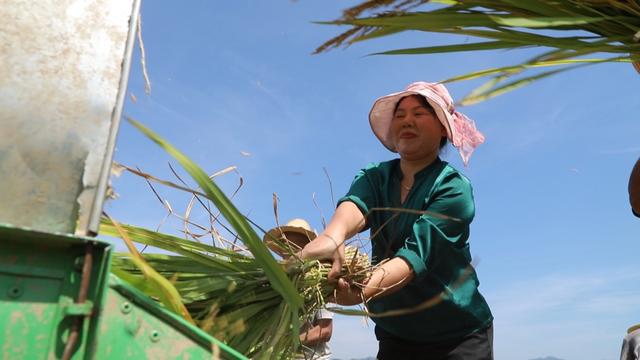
[390,95,446,161]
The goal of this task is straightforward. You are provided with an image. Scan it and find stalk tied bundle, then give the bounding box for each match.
[293,246,371,308]
[106,221,372,358]
[104,119,373,359]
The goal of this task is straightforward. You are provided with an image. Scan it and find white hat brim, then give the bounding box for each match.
[369,89,455,152]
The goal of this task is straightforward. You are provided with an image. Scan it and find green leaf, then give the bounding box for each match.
[459,63,589,105]
[499,0,575,17]
[110,267,155,294]
[462,75,510,104]
[126,118,303,310]
[104,215,195,323]
[101,220,249,273]
[114,252,258,274]
[442,56,632,84]
[344,13,626,30]
[443,28,604,50]
[316,0,640,103]
[351,26,405,44]
[430,0,457,4]
[373,40,527,55]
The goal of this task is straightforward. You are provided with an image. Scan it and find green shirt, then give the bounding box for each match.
[338,158,493,342]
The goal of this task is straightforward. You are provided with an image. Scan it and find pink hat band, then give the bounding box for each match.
[369,81,484,166]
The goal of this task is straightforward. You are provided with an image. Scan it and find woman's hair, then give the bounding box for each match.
[394,95,448,149]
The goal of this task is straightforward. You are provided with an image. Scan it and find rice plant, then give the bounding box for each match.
[315,0,640,104]
[103,119,371,359]
[104,119,472,358]
[103,219,370,358]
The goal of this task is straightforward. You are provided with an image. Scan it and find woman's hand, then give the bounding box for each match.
[299,233,342,262]
[331,257,416,306]
[332,278,366,306]
[298,233,346,284]
[298,201,366,269]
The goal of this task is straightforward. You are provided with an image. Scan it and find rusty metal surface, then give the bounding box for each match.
[0,0,137,235]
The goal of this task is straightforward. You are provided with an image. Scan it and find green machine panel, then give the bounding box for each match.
[1,273,63,358]
[95,276,246,360]
[0,224,111,359]
[0,224,246,360]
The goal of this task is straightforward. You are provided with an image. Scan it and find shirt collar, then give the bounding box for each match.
[415,157,442,180]
[395,157,442,181]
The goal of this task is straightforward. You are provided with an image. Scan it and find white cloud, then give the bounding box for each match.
[489,267,640,360]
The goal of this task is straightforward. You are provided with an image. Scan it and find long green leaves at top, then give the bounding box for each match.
[100,219,254,273]
[126,118,303,309]
[315,0,640,103]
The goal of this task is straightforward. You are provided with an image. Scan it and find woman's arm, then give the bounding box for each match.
[335,172,474,305]
[299,201,366,280]
[299,319,333,346]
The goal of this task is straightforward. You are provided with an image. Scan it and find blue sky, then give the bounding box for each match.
[105,1,640,359]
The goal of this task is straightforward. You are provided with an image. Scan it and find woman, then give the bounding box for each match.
[299,82,493,359]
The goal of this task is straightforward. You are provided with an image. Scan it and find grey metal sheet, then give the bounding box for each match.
[0,0,138,235]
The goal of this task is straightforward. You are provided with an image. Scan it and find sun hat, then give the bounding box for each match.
[263,218,317,256]
[369,81,485,166]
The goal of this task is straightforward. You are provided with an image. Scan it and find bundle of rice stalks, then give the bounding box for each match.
[315,0,640,104]
[104,119,372,359]
[104,221,371,358]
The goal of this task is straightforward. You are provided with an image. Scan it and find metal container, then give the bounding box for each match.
[0,0,140,236]
[0,223,247,359]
